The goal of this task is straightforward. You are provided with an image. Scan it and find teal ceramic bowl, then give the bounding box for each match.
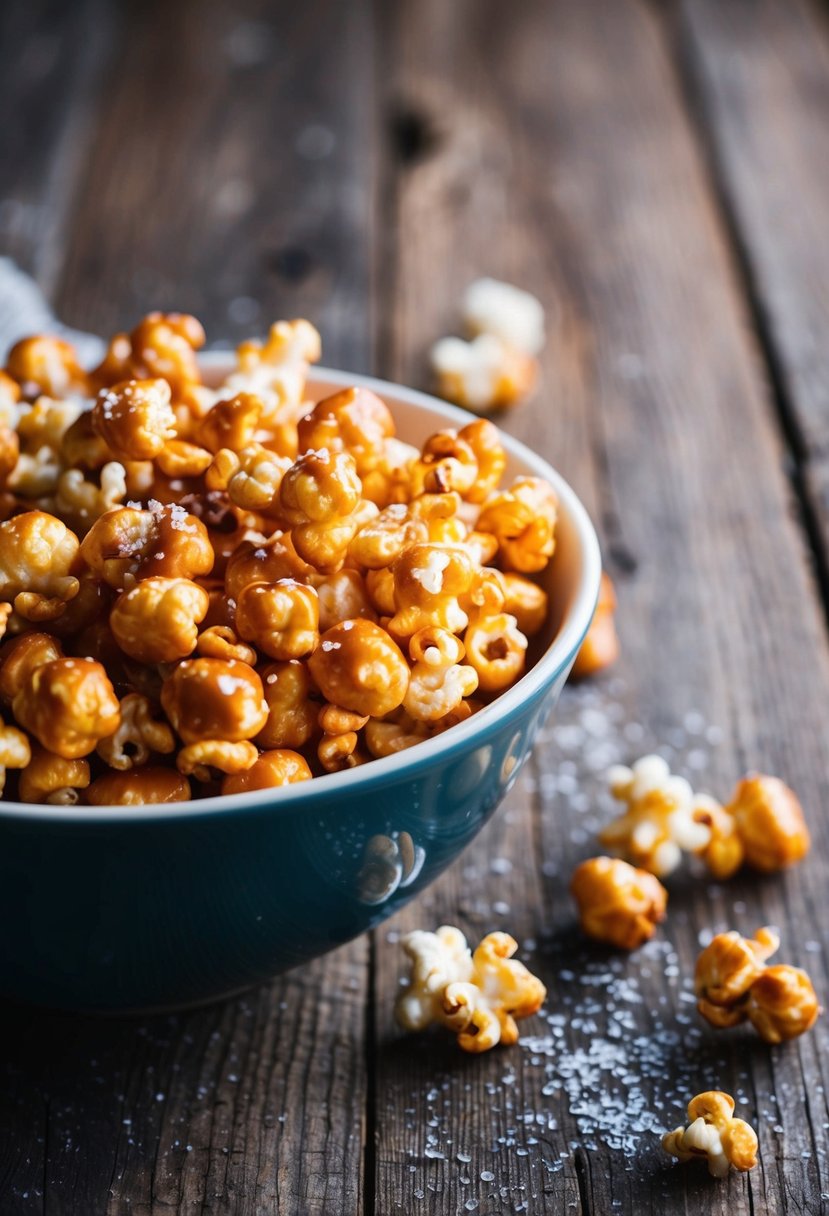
[0,363,601,1012]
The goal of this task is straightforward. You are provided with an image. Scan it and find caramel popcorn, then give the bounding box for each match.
[316,703,368,772]
[570,856,667,950]
[53,461,127,531]
[396,926,546,1052]
[403,627,478,722]
[196,625,257,665]
[572,571,619,678]
[364,711,428,758]
[19,743,90,804]
[13,658,120,759]
[459,420,507,503]
[427,277,545,414]
[177,738,259,781]
[110,577,209,663]
[235,578,319,660]
[464,611,527,693]
[601,754,811,881]
[160,658,268,745]
[662,1091,758,1177]
[0,632,64,703]
[7,335,88,397]
[221,748,312,794]
[695,927,820,1042]
[96,693,175,770]
[80,502,213,589]
[279,447,365,571]
[726,774,810,873]
[476,477,557,574]
[95,312,205,399]
[0,510,80,621]
[410,429,479,498]
[308,619,410,718]
[197,391,262,454]
[691,795,744,880]
[256,660,318,750]
[315,568,376,631]
[0,313,554,803]
[0,719,31,794]
[297,386,394,477]
[86,767,191,805]
[213,443,291,514]
[229,318,321,415]
[748,966,822,1044]
[388,543,477,639]
[500,573,548,636]
[91,378,176,461]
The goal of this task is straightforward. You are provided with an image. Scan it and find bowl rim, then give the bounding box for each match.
[0,361,602,822]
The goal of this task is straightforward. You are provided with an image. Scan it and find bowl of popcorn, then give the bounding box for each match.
[0,314,600,1011]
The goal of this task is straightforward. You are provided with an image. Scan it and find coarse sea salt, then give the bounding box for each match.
[398,679,797,1212]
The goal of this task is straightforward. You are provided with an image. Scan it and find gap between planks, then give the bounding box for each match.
[666,0,829,637]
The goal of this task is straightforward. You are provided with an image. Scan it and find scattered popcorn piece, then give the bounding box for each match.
[695,927,820,1042]
[396,925,474,1033]
[570,856,667,950]
[396,926,546,1052]
[748,965,822,1045]
[571,572,619,679]
[600,755,713,877]
[462,278,546,356]
[430,334,537,413]
[662,1091,758,1178]
[691,794,744,880]
[726,774,810,873]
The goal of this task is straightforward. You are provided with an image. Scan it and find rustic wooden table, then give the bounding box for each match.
[3,0,829,1212]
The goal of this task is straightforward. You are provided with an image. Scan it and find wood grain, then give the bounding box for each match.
[2,0,829,1211]
[677,0,829,582]
[56,0,378,371]
[0,947,366,1216]
[0,0,115,295]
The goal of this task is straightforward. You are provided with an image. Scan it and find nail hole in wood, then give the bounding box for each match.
[267,246,315,283]
[389,105,440,165]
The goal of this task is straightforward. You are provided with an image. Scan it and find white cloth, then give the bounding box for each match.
[0,259,104,364]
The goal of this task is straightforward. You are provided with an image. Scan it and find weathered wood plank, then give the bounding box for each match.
[373,0,829,1213]
[677,0,829,575]
[0,0,115,294]
[0,947,366,1216]
[56,0,377,372]
[369,2,587,1210]
[0,2,376,1214]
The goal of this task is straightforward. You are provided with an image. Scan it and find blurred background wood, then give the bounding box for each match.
[1,0,829,1212]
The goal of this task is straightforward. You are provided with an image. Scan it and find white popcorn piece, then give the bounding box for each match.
[223,318,321,418]
[430,334,536,414]
[668,1117,730,1177]
[396,926,546,1052]
[662,1091,758,1177]
[601,753,717,876]
[395,925,474,1032]
[462,278,546,355]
